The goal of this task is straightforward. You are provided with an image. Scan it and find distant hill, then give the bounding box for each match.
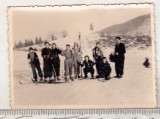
[99,14,151,36]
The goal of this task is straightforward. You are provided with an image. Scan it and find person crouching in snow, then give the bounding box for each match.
[61,44,74,82]
[28,47,43,83]
[81,55,95,79]
[101,57,111,81]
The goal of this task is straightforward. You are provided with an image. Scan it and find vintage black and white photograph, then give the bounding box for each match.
[9,4,156,109]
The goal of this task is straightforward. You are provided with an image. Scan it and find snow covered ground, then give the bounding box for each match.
[12,35,156,109]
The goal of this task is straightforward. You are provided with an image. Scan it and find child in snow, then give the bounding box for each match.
[28,47,43,83]
[101,57,111,80]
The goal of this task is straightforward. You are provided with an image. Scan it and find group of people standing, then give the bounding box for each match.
[27,36,126,83]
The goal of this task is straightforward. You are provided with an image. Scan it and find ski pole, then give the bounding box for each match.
[52,64,57,79]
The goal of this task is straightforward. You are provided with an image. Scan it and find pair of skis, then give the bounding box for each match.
[78,32,84,79]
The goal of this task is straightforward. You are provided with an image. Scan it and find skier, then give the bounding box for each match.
[114,37,126,78]
[41,41,52,83]
[61,44,74,82]
[28,47,43,83]
[81,55,95,79]
[101,57,112,81]
[50,43,62,81]
[92,42,103,78]
[72,42,82,79]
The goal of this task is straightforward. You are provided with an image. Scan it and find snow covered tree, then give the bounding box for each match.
[100,32,105,37]
[52,34,55,40]
[62,30,68,38]
[52,34,54,40]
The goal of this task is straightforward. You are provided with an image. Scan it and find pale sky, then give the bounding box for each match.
[10,5,152,42]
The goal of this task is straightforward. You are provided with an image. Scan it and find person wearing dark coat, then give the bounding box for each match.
[81,55,95,79]
[28,47,43,82]
[114,37,126,78]
[143,57,150,68]
[101,57,111,80]
[41,42,52,82]
[50,43,62,80]
[92,42,103,78]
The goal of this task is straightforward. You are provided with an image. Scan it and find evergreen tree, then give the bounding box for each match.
[35,37,38,44]
[62,31,67,38]
[14,42,17,49]
[51,34,57,40]
[39,37,42,44]
[52,34,54,40]
[28,39,31,46]
[16,40,23,48]
[24,39,28,47]
[20,41,23,47]
[30,39,34,46]
[90,22,94,31]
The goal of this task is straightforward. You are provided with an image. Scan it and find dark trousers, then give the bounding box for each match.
[115,55,125,76]
[30,63,43,80]
[102,68,111,79]
[52,58,60,77]
[43,60,52,78]
[83,67,94,76]
[95,59,103,76]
